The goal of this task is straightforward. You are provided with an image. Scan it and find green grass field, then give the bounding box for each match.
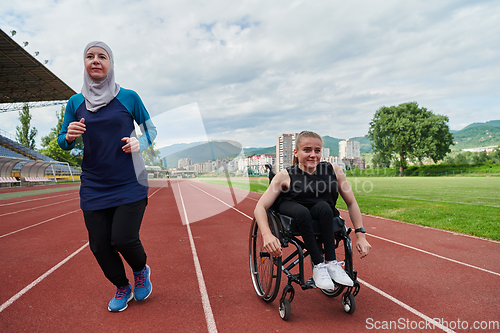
[202,177,500,241]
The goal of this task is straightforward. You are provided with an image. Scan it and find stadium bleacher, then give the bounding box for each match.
[0,132,54,162]
[0,146,26,159]
[0,132,80,186]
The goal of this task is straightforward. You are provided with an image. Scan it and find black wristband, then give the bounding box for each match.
[354,227,366,234]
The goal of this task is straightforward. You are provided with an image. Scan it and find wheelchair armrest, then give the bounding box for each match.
[279,215,294,234]
[333,216,348,237]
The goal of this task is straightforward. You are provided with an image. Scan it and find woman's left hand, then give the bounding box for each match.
[121,137,140,153]
[356,237,372,259]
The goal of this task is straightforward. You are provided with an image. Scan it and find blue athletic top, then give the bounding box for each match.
[58,88,157,211]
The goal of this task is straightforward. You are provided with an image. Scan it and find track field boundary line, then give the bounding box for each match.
[0,197,78,217]
[357,211,500,244]
[358,278,456,333]
[0,209,80,239]
[0,242,89,313]
[358,194,500,208]
[368,234,500,277]
[0,192,77,207]
[176,181,218,333]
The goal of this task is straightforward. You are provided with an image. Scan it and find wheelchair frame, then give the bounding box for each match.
[249,164,361,320]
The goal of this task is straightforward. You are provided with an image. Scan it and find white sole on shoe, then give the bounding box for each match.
[108,292,134,312]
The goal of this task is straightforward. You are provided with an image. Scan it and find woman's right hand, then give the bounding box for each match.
[65,118,86,143]
[262,233,282,257]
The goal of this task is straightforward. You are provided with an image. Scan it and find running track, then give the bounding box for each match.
[1,179,499,332]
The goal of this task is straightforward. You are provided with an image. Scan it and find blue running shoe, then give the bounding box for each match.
[134,265,152,301]
[108,283,133,312]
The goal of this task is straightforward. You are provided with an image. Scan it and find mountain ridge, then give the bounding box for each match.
[158,119,500,164]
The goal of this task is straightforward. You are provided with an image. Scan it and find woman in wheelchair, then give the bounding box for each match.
[254,131,371,290]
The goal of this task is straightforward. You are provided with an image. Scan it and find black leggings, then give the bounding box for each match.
[279,200,336,265]
[83,197,148,288]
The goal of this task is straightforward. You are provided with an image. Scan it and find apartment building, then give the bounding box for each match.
[246,154,276,174]
[339,139,361,159]
[276,133,298,172]
[321,147,330,162]
[339,139,365,169]
[178,157,193,168]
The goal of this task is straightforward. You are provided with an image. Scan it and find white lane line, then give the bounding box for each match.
[195,181,252,202]
[0,182,166,239]
[358,278,456,333]
[0,197,78,217]
[148,181,169,198]
[368,233,500,277]
[0,192,78,207]
[194,184,500,277]
[188,182,252,220]
[363,194,500,208]
[0,182,168,313]
[356,211,500,244]
[176,181,218,333]
[0,209,80,239]
[0,242,89,313]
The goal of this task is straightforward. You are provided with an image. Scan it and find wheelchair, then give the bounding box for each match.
[249,164,360,320]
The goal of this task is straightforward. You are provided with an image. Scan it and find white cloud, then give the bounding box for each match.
[1,0,499,149]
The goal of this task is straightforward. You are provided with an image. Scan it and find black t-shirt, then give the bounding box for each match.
[279,162,339,214]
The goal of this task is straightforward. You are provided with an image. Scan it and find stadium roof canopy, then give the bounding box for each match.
[0,28,76,105]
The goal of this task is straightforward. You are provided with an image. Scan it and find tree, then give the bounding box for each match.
[489,148,500,163]
[41,106,65,148]
[16,103,37,149]
[371,152,392,168]
[39,139,81,167]
[472,151,489,164]
[367,102,454,176]
[41,106,84,152]
[413,113,454,163]
[454,153,469,165]
[142,141,161,166]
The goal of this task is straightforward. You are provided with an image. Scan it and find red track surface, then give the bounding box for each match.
[1,179,499,332]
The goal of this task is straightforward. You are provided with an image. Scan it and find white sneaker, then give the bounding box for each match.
[312,263,335,290]
[326,260,353,286]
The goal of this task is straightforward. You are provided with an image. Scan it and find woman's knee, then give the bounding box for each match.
[311,201,334,220]
[111,236,139,252]
[279,202,312,223]
[88,238,114,257]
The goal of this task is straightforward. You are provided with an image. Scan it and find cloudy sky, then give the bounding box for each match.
[1,0,499,149]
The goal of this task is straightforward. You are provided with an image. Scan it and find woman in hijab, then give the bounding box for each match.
[58,41,157,312]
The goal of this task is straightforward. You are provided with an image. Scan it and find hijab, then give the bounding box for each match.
[81,41,120,112]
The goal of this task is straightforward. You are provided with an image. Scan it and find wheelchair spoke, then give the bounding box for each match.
[249,216,282,303]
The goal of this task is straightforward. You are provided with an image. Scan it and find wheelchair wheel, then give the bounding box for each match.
[342,292,356,314]
[249,214,282,303]
[320,281,345,298]
[279,297,291,321]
